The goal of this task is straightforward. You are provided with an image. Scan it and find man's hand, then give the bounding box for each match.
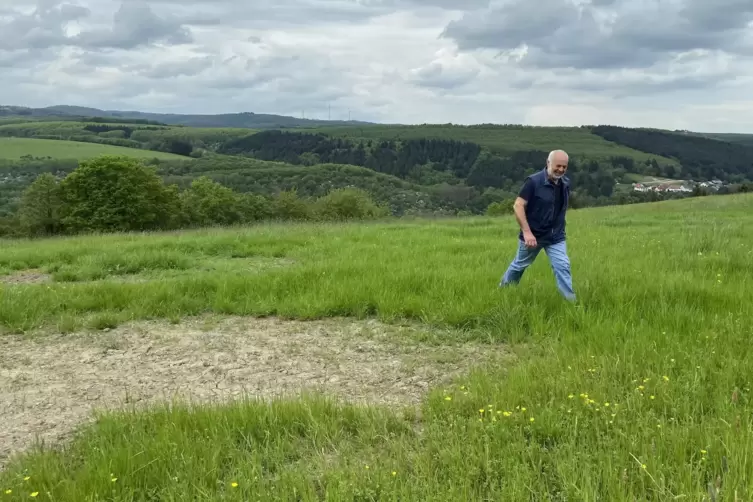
[522,230,537,248]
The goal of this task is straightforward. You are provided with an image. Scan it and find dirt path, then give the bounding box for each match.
[0,316,507,468]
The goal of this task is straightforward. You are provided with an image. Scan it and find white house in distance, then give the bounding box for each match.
[632,182,693,193]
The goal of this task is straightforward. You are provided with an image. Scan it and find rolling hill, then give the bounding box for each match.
[682,130,753,148]
[0,137,189,161]
[0,104,373,129]
[302,124,680,165]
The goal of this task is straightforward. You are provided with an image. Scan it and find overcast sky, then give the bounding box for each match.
[2,0,753,132]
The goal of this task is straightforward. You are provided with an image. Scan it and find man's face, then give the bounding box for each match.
[548,155,568,179]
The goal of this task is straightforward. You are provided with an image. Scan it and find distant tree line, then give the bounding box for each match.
[0,156,390,238]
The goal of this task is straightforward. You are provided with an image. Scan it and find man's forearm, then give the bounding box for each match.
[514,202,531,234]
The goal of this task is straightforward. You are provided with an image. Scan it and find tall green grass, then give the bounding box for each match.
[1,194,752,500]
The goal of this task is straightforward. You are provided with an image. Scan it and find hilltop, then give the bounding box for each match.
[0,104,373,129]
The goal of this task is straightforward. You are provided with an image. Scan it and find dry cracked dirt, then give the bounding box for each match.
[0,315,508,469]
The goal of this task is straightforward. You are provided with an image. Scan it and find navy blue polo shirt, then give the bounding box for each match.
[517,170,569,246]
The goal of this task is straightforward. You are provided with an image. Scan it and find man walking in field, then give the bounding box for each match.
[499,149,576,301]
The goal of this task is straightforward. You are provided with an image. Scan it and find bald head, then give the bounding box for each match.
[547,149,569,180]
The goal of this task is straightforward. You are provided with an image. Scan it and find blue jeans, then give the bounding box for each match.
[500,239,576,301]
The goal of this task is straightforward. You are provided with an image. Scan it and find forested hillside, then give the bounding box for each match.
[591,126,753,182]
[679,130,753,148]
[304,124,680,163]
[213,129,735,200]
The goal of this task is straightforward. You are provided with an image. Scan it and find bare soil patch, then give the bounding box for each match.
[0,269,51,285]
[0,316,508,468]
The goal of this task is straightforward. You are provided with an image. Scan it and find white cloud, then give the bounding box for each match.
[1,0,753,132]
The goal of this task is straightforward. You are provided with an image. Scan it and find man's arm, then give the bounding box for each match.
[513,197,532,234]
[514,179,537,247]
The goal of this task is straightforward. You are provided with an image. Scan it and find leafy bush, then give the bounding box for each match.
[313,187,389,221]
[178,176,246,227]
[58,155,180,233]
[486,200,514,216]
[18,172,64,236]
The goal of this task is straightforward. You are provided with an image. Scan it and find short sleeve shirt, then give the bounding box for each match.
[519,176,565,215]
[518,178,536,201]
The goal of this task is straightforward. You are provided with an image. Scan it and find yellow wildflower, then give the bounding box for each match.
[231,482,238,488]
[663,376,670,382]
[444,396,451,401]
[4,490,11,495]
[30,493,38,498]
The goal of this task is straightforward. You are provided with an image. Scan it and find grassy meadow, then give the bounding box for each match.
[1,194,753,500]
[0,137,188,161]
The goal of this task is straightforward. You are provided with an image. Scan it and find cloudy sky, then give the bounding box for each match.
[2,0,753,132]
